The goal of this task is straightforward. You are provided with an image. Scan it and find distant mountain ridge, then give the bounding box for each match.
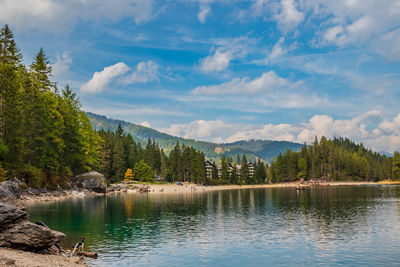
[87,112,304,162]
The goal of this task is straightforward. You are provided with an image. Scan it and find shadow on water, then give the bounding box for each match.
[28,185,400,266]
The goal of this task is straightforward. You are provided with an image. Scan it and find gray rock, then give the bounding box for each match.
[0,221,65,251]
[73,171,106,193]
[0,181,19,206]
[0,203,28,231]
[0,203,65,251]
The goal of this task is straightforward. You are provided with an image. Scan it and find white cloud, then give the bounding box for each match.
[302,0,400,59]
[199,48,232,72]
[160,119,243,142]
[198,5,211,23]
[121,61,159,84]
[274,0,305,32]
[80,62,129,94]
[192,71,291,95]
[263,37,297,63]
[0,0,154,33]
[159,111,400,152]
[51,52,72,78]
[140,121,152,128]
[80,60,159,94]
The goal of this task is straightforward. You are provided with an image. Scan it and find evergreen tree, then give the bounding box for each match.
[241,155,249,184]
[220,155,229,182]
[393,151,400,180]
[133,160,154,182]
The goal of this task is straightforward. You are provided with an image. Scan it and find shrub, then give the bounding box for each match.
[19,165,43,188]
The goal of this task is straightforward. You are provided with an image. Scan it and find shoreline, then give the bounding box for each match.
[16,181,392,206]
[129,181,380,194]
[0,247,87,267]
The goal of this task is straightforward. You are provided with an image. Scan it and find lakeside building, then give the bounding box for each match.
[205,160,213,181]
[248,162,255,178]
[204,160,255,180]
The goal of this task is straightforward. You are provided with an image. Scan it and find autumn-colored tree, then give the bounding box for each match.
[124,168,134,181]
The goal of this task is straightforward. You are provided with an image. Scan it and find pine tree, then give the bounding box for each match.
[241,155,249,184]
[220,155,229,182]
[393,151,400,180]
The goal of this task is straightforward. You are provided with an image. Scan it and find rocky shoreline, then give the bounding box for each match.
[0,174,110,267]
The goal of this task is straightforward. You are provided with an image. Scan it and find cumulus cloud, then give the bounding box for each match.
[80,62,129,94]
[0,0,154,33]
[80,60,159,94]
[139,121,151,128]
[51,52,72,78]
[199,48,232,72]
[160,119,243,142]
[121,61,159,84]
[192,71,291,95]
[274,0,305,32]
[159,111,400,153]
[302,0,400,59]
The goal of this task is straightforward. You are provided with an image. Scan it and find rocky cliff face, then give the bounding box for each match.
[0,203,65,251]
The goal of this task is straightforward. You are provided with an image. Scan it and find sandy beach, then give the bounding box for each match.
[123,181,379,195]
[0,248,87,267]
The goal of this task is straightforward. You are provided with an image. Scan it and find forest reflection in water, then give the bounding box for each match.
[28,185,400,266]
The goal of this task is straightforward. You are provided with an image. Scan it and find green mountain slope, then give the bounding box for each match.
[87,112,303,162]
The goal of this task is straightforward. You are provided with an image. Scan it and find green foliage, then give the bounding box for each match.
[0,25,100,188]
[19,164,42,188]
[133,160,154,182]
[393,151,400,180]
[270,137,393,183]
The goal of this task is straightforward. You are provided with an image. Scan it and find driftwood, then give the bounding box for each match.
[77,251,98,258]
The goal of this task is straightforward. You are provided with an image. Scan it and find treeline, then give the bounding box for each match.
[269,136,399,182]
[96,127,208,184]
[0,25,100,188]
[208,155,267,185]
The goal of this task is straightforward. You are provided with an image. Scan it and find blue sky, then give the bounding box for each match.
[1,0,400,152]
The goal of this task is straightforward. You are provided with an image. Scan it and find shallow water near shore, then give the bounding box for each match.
[28,185,400,266]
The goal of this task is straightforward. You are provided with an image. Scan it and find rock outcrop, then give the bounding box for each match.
[72,171,106,193]
[0,203,65,251]
[0,181,20,205]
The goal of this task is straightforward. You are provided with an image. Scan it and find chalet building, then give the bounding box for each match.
[248,162,255,178]
[205,160,213,181]
[205,160,255,180]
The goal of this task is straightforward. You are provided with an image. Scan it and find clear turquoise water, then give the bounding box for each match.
[28,186,400,266]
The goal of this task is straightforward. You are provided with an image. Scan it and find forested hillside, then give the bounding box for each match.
[88,112,303,162]
[269,137,399,182]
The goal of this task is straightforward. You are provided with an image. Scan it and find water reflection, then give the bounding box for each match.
[28,186,400,266]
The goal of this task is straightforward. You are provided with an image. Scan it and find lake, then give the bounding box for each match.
[28,185,400,266]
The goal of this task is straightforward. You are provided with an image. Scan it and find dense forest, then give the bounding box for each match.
[269,137,400,182]
[0,25,101,188]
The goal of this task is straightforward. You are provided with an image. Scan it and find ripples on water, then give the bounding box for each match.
[28,186,400,266]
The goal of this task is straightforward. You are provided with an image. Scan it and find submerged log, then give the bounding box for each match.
[77,251,98,258]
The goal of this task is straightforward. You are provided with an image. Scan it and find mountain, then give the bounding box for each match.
[87,112,303,162]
